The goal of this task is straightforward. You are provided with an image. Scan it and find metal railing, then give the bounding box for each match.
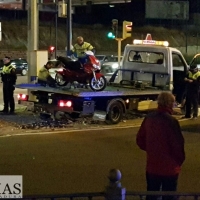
[23,191,200,200]
[22,169,200,200]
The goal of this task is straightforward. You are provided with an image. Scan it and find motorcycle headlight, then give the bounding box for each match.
[93,64,101,70]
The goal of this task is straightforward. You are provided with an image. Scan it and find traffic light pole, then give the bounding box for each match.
[115,38,123,83]
[27,0,38,100]
[66,0,72,56]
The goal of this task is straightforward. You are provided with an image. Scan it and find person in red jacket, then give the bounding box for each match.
[136,92,185,200]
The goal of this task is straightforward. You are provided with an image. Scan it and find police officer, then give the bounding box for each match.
[70,36,95,64]
[38,61,56,87]
[37,61,56,104]
[0,56,17,114]
[183,64,200,119]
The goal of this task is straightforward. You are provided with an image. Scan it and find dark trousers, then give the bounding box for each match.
[3,84,15,112]
[146,172,178,200]
[185,93,199,118]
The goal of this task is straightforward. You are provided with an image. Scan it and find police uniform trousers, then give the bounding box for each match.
[3,84,15,112]
[185,93,199,118]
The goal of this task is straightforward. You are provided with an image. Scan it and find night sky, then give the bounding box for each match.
[0,0,198,26]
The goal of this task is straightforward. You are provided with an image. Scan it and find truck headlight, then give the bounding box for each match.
[112,63,119,69]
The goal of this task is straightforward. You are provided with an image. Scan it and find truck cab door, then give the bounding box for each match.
[172,53,188,103]
[189,53,200,69]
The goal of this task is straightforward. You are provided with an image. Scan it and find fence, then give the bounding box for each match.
[23,191,200,200]
[23,169,200,200]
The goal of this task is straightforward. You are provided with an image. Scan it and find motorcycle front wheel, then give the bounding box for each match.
[55,73,68,86]
[89,76,107,91]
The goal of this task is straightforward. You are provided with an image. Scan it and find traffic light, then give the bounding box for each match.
[122,20,132,39]
[107,19,118,39]
[107,32,115,39]
[112,19,118,38]
[49,46,55,54]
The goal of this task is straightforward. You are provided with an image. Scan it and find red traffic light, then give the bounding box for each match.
[49,46,55,52]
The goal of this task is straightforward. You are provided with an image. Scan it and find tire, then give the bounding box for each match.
[55,73,68,86]
[89,75,107,91]
[106,101,123,124]
[21,69,27,76]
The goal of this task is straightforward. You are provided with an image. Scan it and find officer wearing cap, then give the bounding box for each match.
[0,56,17,114]
[70,36,95,64]
[183,64,200,119]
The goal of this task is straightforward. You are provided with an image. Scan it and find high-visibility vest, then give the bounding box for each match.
[2,64,15,74]
[72,42,93,57]
[188,71,200,80]
[38,66,49,81]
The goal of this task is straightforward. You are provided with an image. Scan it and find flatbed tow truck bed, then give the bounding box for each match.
[15,83,164,97]
[15,83,167,124]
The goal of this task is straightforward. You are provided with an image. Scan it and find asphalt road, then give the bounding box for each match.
[0,123,200,196]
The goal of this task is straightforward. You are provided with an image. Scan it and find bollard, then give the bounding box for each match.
[105,169,126,200]
[30,76,38,84]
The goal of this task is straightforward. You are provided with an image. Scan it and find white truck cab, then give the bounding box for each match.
[112,35,190,104]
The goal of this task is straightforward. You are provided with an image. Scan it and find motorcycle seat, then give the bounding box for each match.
[56,56,83,71]
[64,60,83,71]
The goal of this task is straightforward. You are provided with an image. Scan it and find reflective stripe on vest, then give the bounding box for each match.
[2,64,15,74]
[73,42,93,57]
[38,66,49,81]
[188,71,200,80]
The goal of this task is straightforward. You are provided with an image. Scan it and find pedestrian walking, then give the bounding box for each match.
[0,56,17,114]
[136,92,185,200]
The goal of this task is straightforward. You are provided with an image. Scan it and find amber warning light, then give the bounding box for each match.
[133,33,169,47]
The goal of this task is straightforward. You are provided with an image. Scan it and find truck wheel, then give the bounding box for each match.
[106,101,123,124]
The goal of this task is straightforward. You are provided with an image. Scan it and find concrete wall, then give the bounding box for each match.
[0,50,27,59]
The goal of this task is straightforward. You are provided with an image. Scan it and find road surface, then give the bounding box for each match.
[0,123,199,196]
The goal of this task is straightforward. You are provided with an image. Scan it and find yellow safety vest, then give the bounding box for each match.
[188,71,200,80]
[38,66,50,81]
[72,42,93,57]
[2,64,15,74]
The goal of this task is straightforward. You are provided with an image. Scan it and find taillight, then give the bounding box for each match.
[58,100,72,107]
[56,68,64,72]
[17,94,28,101]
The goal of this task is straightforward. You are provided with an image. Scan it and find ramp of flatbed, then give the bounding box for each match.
[15,83,164,97]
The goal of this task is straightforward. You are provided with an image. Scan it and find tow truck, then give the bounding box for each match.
[16,34,198,124]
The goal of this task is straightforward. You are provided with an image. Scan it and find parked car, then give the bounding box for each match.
[0,58,28,76]
[101,55,123,80]
[95,55,109,66]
